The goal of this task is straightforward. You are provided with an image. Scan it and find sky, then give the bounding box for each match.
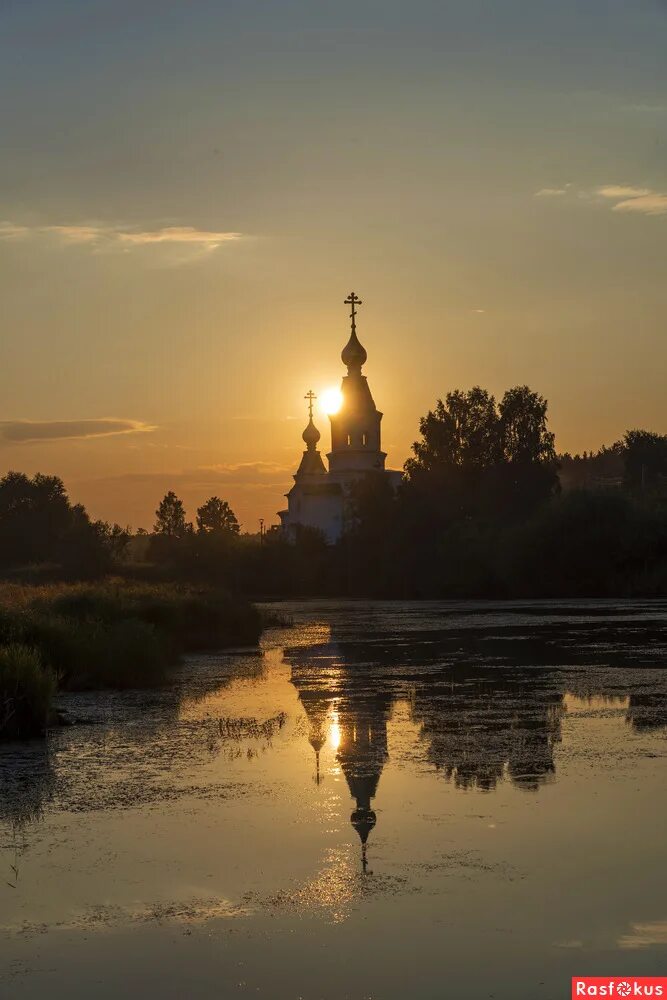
[1,0,666,531]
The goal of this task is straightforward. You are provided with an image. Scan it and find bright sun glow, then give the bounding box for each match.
[329,709,341,750]
[320,387,343,415]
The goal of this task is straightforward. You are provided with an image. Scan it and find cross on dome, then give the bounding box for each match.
[341,291,368,373]
[302,388,321,449]
[304,389,317,420]
[344,292,362,332]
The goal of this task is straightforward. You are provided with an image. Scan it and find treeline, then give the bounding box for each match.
[2,386,667,598]
[0,471,129,579]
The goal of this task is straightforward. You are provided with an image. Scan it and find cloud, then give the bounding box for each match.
[618,921,667,950]
[620,103,667,115]
[535,182,667,218]
[0,418,156,444]
[197,461,293,483]
[597,185,652,200]
[0,220,243,254]
[97,462,293,490]
[596,184,667,216]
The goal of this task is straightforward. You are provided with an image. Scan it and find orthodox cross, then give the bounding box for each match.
[304,389,317,419]
[344,292,362,334]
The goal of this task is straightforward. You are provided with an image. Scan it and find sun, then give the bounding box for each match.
[320,387,343,415]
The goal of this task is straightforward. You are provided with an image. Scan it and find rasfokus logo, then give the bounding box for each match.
[572,979,667,998]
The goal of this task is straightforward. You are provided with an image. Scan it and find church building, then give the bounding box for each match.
[278,293,402,543]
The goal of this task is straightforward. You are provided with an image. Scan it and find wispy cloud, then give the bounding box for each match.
[620,103,667,115]
[596,185,651,199]
[0,220,243,254]
[597,185,667,216]
[99,462,293,489]
[534,182,667,217]
[535,186,570,197]
[618,920,667,950]
[197,461,293,484]
[0,418,156,444]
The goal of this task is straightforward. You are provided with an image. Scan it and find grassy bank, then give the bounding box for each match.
[0,643,56,739]
[0,580,262,738]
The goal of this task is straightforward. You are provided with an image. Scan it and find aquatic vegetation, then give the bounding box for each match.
[0,580,262,706]
[218,712,288,742]
[259,608,295,628]
[0,642,56,739]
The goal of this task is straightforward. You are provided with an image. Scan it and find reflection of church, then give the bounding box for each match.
[278,293,401,543]
[289,648,391,872]
[285,622,667,872]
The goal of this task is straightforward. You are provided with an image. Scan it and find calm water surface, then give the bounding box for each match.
[1,600,666,999]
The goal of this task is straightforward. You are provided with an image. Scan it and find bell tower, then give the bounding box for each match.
[327,292,387,475]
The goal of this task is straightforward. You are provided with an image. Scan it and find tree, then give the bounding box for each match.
[402,387,502,530]
[406,387,499,476]
[342,473,400,595]
[196,497,240,536]
[623,430,667,491]
[495,386,560,514]
[0,471,119,576]
[95,521,131,562]
[498,386,556,466]
[153,492,190,538]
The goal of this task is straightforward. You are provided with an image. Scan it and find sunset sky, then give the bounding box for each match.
[2,0,666,531]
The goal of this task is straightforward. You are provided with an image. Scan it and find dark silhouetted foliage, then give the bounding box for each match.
[623,430,667,491]
[0,643,56,739]
[2,393,666,601]
[0,472,127,579]
[196,496,240,536]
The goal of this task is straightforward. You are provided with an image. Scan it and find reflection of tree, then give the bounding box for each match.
[556,672,667,733]
[410,667,565,791]
[626,691,667,731]
[300,693,327,786]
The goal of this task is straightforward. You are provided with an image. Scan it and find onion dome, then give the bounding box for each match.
[341,328,367,373]
[302,416,321,450]
[342,291,367,373]
[351,806,376,845]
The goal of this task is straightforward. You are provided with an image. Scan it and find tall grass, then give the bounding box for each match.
[0,580,262,695]
[0,643,56,739]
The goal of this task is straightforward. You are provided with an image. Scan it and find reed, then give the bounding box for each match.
[0,643,56,739]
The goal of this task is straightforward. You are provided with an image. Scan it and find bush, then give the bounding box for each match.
[0,643,56,739]
[41,580,262,650]
[0,580,262,694]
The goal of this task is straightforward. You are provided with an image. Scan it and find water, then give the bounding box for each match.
[1,600,666,999]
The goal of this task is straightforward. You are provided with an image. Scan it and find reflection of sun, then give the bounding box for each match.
[329,709,341,750]
[320,387,343,415]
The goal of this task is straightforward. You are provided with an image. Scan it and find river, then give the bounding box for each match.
[1,600,666,999]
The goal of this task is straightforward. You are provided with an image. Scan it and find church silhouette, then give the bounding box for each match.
[278,293,401,542]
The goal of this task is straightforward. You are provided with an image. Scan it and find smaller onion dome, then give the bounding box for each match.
[302,416,321,449]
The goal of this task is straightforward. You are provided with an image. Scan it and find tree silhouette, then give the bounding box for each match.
[196,496,240,536]
[0,471,121,576]
[153,491,190,538]
[499,386,556,465]
[406,387,500,475]
[624,430,667,490]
